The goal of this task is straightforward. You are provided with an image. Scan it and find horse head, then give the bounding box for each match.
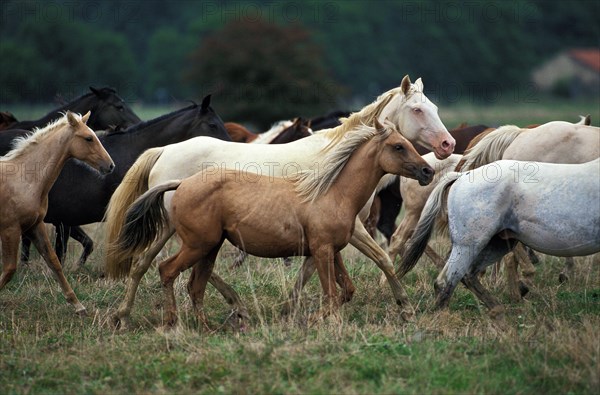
[88,86,141,131]
[66,111,114,175]
[375,118,434,186]
[379,75,455,159]
[189,94,231,141]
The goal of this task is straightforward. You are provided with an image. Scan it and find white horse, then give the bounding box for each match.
[104,75,456,328]
[387,152,462,268]
[400,158,600,312]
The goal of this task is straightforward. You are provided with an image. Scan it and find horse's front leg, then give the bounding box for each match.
[350,220,414,321]
[281,256,316,316]
[26,222,86,314]
[0,226,21,290]
[309,245,339,324]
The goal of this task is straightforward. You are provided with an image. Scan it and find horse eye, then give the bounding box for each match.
[85,136,93,142]
[413,108,422,114]
[395,144,404,151]
[208,123,217,129]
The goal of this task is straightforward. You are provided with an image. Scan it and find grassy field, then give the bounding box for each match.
[1,228,599,394]
[1,99,599,394]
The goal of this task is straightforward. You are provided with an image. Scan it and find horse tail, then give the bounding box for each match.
[398,172,462,278]
[104,147,164,278]
[457,125,523,171]
[106,180,181,279]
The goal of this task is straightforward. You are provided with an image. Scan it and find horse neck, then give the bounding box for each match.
[326,139,385,214]
[128,112,193,149]
[12,128,74,198]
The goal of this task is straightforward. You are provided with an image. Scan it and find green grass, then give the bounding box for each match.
[1,238,598,394]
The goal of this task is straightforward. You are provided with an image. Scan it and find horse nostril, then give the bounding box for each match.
[423,167,434,176]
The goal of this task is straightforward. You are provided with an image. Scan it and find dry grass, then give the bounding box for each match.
[1,226,598,394]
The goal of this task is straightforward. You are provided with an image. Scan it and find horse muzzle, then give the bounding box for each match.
[417,166,435,186]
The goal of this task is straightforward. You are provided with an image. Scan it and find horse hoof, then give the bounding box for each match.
[400,309,415,322]
[558,273,569,284]
[518,281,530,298]
[75,306,88,316]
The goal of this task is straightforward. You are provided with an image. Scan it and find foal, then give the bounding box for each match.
[0,111,114,314]
[114,120,433,327]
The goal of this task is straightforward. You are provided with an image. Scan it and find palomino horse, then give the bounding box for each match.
[456,119,599,299]
[400,159,600,313]
[0,111,114,314]
[111,120,434,327]
[1,87,141,265]
[104,75,453,329]
[20,95,230,268]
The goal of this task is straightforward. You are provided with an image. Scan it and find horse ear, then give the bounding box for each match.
[90,86,109,99]
[66,111,79,127]
[374,118,384,132]
[293,117,303,128]
[81,111,91,124]
[414,78,424,92]
[201,94,212,110]
[401,75,412,95]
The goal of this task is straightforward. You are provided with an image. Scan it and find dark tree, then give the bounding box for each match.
[186,20,344,128]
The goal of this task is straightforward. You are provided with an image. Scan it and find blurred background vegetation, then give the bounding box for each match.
[1,0,598,128]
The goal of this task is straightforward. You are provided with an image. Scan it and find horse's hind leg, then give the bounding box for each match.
[558,257,575,283]
[69,226,94,267]
[187,261,249,330]
[19,236,32,265]
[0,227,21,290]
[514,243,535,296]
[26,222,86,314]
[159,244,213,327]
[113,229,174,329]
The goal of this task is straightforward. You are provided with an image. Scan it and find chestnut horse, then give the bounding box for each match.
[111,120,433,327]
[224,122,258,142]
[0,111,114,314]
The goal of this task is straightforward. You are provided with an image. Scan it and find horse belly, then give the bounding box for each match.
[225,222,309,257]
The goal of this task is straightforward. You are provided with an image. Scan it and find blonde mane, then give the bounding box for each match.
[317,83,419,151]
[1,114,73,161]
[460,124,523,170]
[295,123,393,203]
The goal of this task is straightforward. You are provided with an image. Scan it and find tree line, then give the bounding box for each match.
[1,0,598,124]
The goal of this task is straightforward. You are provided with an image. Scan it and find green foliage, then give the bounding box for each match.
[0,0,599,110]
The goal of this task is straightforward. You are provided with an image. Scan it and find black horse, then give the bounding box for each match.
[0,86,141,155]
[20,95,231,266]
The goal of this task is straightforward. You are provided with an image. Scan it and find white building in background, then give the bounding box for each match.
[532,48,600,97]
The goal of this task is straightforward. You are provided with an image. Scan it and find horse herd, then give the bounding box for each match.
[0,76,598,330]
